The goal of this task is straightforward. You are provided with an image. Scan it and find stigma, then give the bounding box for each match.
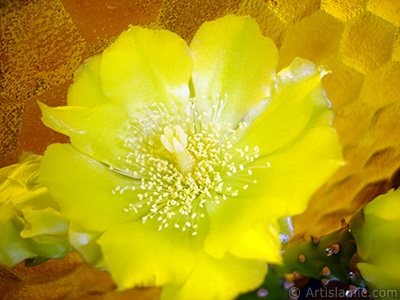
[110,99,265,235]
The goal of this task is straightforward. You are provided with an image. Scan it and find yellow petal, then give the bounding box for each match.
[12,186,59,212]
[100,26,192,117]
[6,153,42,187]
[39,144,140,232]
[205,126,342,259]
[0,154,42,205]
[20,207,69,238]
[0,205,36,267]
[243,126,343,219]
[98,221,194,288]
[69,222,103,265]
[67,55,109,108]
[239,58,332,156]
[228,223,282,263]
[202,59,342,259]
[161,248,267,300]
[190,15,278,126]
[357,263,400,297]
[0,153,71,266]
[351,189,400,295]
[39,101,130,166]
[0,166,26,204]
[362,188,400,221]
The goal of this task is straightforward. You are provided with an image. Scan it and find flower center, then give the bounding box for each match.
[110,100,264,235]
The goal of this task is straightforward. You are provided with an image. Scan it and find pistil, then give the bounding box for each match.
[161,125,194,174]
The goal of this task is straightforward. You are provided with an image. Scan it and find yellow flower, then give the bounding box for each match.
[0,153,71,267]
[38,15,342,299]
[351,188,400,299]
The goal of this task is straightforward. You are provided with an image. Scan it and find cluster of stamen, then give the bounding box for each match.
[110,99,264,235]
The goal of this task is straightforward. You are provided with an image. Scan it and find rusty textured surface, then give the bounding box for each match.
[0,252,162,300]
[1,0,400,298]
